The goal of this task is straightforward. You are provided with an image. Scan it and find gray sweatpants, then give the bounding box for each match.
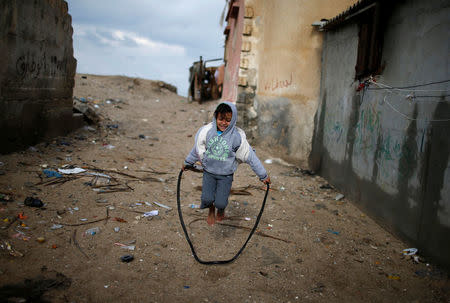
[200,170,234,210]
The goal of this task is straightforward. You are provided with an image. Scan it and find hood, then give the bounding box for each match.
[213,101,237,136]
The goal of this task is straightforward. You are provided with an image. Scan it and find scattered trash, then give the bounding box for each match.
[0,240,23,257]
[245,217,251,221]
[43,169,62,178]
[80,218,88,222]
[264,158,294,166]
[102,144,116,150]
[120,254,134,263]
[0,194,11,203]
[58,167,86,174]
[24,197,44,208]
[320,184,333,189]
[402,248,418,256]
[153,201,172,210]
[138,134,146,139]
[387,274,400,280]
[189,204,200,209]
[106,124,119,129]
[114,227,120,232]
[335,194,345,201]
[311,283,325,293]
[17,212,27,220]
[36,237,45,243]
[113,217,127,223]
[115,243,135,251]
[85,227,100,235]
[12,232,30,241]
[50,224,63,230]
[143,210,159,217]
[327,229,340,235]
[84,126,96,132]
[183,286,190,289]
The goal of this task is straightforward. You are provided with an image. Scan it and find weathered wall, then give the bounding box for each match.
[0,0,77,153]
[232,0,357,165]
[222,0,245,103]
[311,0,450,268]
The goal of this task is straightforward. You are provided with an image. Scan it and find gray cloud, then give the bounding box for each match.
[67,0,226,96]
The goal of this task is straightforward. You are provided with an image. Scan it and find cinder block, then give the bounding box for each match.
[245,6,254,18]
[242,41,252,52]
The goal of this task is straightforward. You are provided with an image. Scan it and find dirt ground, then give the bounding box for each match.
[0,74,448,303]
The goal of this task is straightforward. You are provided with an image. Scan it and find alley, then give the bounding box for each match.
[0,74,448,302]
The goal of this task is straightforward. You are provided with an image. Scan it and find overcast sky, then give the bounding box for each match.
[66,1,226,97]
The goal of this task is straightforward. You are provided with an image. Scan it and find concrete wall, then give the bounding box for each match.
[0,0,77,153]
[311,0,450,268]
[229,0,357,165]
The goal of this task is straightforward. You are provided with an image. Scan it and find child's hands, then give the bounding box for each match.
[262,176,271,184]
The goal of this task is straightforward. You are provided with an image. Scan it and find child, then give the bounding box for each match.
[183,101,270,225]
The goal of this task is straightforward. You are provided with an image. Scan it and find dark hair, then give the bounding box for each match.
[214,103,232,118]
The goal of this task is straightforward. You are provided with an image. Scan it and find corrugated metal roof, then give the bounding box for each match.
[321,0,378,30]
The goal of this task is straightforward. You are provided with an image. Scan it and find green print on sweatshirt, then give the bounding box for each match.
[205,135,230,161]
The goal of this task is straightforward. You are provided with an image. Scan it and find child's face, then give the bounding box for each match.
[216,112,232,132]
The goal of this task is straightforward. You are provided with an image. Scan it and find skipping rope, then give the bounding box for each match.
[176,168,270,265]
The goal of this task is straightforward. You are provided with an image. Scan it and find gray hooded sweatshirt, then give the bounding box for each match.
[185,101,268,180]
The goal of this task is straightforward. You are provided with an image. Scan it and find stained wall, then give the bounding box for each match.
[311,0,450,268]
[0,0,77,153]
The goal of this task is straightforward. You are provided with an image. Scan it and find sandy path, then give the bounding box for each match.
[0,74,448,302]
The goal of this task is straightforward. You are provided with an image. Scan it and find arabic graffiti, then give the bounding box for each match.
[263,73,293,91]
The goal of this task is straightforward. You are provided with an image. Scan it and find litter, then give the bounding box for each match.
[50,224,63,230]
[189,204,200,209]
[85,227,100,235]
[12,232,30,241]
[103,144,115,150]
[264,157,294,166]
[43,169,62,178]
[143,210,159,217]
[153,201,172,210]
[85,172,111,179]
[24,197,44,208]
[115,243,135,251]
[0,240,23,257]
[114,227,120,232]
[327,229,340,235]
[335,194,345,201]
[403,248,418,256]
[120,254,134,262]
[245,217,251,221]
[387,275,400,280]
[58,167,86,174]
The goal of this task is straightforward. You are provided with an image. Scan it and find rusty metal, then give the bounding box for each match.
[188,56,223,103]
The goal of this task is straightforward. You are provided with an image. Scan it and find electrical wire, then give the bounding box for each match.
[368,80,449,102]
[382,94,450,122]
[367,79,450,92]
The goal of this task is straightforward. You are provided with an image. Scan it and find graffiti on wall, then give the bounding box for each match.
[16,51,68,80]
[263,73,293,91]
[354,103,381,155]
[324,119,344,143]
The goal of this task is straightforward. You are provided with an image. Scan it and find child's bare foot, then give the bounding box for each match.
[207,205,215,225]
[216,209,225,222]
